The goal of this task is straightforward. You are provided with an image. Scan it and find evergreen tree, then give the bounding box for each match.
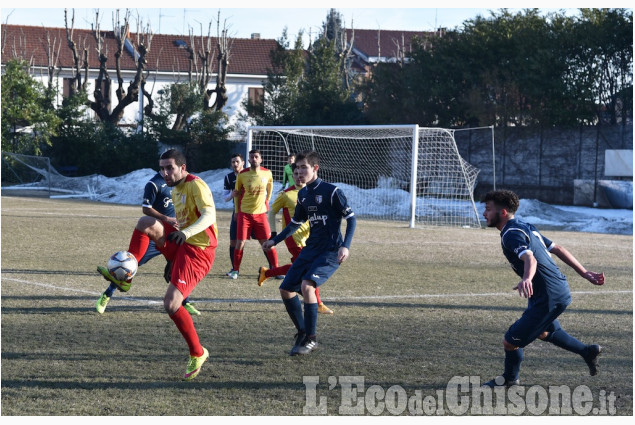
[363,8,632,128]
[1,59,60,155]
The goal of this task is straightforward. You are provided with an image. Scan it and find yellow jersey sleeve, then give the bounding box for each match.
[277,187,309,248]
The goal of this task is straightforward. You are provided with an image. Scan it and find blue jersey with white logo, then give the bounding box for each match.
[142,172,175,217]
[500,218,571,308]
[291,178,354,254]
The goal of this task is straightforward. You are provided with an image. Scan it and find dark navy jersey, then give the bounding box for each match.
[142,172,174,217]
[500,218,571,308]
[224,171,237,192]
[224,170,239,215]
[291,178,354,253]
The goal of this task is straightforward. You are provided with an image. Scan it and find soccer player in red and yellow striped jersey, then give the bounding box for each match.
[97,149,217,380]
[230,149,278,279]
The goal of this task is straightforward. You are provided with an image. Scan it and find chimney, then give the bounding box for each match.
[251,33,261,40]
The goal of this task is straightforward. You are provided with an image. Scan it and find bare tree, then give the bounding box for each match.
[168,10,233,131]
[190,10,232,112]
[3,25,35,67]
[64,8,153,125]
[41,28,63,90]
[391,33,407,67]
[321,10,355,90]
[141,53,162,122]
[64,9,88,97]
[208,11,232,112]
[339,23,354,90]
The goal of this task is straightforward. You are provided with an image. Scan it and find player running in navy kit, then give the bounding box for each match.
[96,171,199,316]
[481,190,605,387]
[262,151,356,355]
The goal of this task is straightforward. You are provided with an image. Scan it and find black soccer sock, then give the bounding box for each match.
[104,282,117,298]
[283,296,305,333]
[304,302,318,338]
[544,329,586,355]
[503,348,523,382]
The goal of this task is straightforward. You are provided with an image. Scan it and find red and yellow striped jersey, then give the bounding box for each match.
[235,167,273,215]
[269,185,309,247]
[172,174,218,248]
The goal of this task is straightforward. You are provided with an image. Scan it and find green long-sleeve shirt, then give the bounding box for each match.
[282,163,295,189]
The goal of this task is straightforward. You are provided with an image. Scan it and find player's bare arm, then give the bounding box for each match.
[549,244,605,286]
[513,251,537,298]
[142,206,177,227]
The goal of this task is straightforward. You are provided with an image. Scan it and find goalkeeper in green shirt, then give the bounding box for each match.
[281,153,296,190]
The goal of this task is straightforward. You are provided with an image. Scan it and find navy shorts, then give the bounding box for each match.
[505,302,566,348]
[229,212,237,240]
[279,249,340,292]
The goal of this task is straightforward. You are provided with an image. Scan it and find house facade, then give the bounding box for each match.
[345,28,438,78]
[2,24,439,139]
[1,24,277,140]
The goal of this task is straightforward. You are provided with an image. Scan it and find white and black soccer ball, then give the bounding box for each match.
[107,251,138,281]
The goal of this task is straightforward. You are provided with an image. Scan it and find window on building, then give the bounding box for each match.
[248,87,264,116]
[62,78,74,98]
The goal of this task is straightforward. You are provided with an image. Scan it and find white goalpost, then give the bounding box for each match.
[246,125,481,228]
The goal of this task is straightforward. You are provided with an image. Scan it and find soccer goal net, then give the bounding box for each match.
[1,151,123,200]
[247,125,481,228]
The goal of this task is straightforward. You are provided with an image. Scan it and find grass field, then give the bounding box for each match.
[1,195,632,416]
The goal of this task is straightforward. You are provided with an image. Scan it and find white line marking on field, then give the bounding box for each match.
[1,210,134,219]
[2,276,630,306]
[1,277,162,305]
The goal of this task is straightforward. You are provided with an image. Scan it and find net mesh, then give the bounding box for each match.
[2,151,137,201]
[248,126,481,228]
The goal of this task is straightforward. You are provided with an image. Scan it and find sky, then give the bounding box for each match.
[0,2,596,48]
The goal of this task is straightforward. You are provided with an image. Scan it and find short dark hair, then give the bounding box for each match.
[249,149,261,155]
[231,153,244,161]
[160,148,186,166]
[296,151,320,167]
[482,190,520,214]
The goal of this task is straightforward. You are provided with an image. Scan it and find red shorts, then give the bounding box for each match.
[236,212,271,241]
[158,222,216,298]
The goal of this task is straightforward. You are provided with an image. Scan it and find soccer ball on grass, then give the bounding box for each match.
[107,251,138,281]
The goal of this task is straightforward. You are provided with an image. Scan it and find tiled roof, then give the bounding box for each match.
[345,28,435,60]
[1,24,278,75]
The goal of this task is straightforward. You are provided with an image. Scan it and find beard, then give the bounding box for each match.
[486,211,501,228]
[165,175,186,187]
